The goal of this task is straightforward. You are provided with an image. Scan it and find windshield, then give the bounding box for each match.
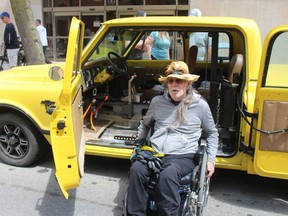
[87,28,140,62]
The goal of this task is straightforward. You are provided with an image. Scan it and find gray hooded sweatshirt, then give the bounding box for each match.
[137,90,218,164]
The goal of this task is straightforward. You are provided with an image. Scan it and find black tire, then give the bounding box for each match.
[0,113,42,166]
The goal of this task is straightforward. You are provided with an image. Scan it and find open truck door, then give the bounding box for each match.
[253,26,288,180]
[50,17,85,198]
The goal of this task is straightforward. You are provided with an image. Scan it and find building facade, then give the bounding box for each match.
[43,0,192,60]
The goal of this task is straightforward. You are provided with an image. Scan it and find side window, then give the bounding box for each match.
[264,32,288,87]
[169,32,184,61]
[188,31,230,62]
[127,31,184,61]
[189,32,230,62]
[218,33,230,61]
[189,31,211,61]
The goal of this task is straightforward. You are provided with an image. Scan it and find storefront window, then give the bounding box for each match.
[53,0,79,7]
[44,12,53,37]
[42,0,189,60]
[55,16,76,36]
[43,0,52,7]
[146,0,176,5]
[81,15,104,46]
[178,0,188,5]
[106,0,116,5]
[119,0,143,5]
[81,0,104,6]
[44,12,53,59]
[107,11,117,20]
[56,39,68,58]
[177,10,188,16]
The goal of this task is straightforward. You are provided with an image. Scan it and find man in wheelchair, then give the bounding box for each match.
[125,61,218,216]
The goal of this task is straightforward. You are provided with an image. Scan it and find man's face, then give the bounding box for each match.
[1,16,9,24]
[167,78,189,102]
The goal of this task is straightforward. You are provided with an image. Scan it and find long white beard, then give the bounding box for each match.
[170,90,193,129]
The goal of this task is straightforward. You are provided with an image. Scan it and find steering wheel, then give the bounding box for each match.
[107,51,128,75]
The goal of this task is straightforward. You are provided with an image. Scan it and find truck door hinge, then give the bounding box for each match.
[239,141,255,156]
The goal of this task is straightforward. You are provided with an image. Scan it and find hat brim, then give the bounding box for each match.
[159,74,200,83]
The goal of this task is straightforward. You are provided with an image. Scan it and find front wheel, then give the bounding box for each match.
[0,113,42,166]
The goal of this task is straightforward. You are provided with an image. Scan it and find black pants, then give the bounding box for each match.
[42,46,47,55]
[126,153,195,216]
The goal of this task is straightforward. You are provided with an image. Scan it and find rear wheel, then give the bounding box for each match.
[0,113,42,166]
[180,167,199,216]
[196,149,209,216]
[180,149,210,216]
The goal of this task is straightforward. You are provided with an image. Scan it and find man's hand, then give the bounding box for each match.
[206,161,215,177]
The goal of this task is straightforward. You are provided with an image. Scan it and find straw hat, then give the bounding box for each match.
[158,61,199,83]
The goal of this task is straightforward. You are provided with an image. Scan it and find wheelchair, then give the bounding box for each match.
[123,143,210,216]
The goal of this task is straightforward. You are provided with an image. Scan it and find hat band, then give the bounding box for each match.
[172,70,183,75]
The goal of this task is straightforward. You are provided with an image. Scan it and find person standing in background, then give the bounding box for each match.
[189,8,212,61]
[127,10,151,60]
[84,28,92,46]
[146,31,171,60]
[0,11,20,68]
[35,19,48,56]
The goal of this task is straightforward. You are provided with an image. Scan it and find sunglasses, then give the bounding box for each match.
[167,78,185,84]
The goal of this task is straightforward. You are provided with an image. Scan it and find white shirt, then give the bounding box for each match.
[37,25,48,46]
[189,32,211,61]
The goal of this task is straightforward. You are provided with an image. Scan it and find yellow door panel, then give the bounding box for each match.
[50,17,85,198]
[254,26,288,180]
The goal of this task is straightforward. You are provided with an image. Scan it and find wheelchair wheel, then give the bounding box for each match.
[122,191,128,216]
[180,147,210,216]
[179,186,196,216]
[179,166,199,216]
[196,147,209,216]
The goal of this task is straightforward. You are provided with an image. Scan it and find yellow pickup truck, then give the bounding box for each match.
[0,16,287,198]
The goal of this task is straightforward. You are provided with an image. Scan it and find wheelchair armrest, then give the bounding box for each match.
[196,144,206,156]
[194,141,207,166]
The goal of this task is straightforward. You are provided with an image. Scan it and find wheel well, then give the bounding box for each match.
[0,107,49,146]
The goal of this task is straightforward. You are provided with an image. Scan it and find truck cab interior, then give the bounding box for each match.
[81,26,246,158]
